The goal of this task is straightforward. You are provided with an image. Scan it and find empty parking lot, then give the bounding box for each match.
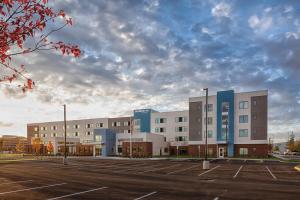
[0,158,299,200]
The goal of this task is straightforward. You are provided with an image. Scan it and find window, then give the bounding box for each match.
[221,128,228,140]
[155,118,167,124]
[95,135,102,142]
[239,129,248,137]
[74,132,79,137]
[222,115,228,125]
[41,126,47,131]
[208,130,213,138]
[239,115,248,123]
[208,148,213,156]
[175,117,187,122]
[86,131,93,136]
[86,123,92,128]
[34,133,38,137]
[74,124,80,129]
[124,121,130,126]
[204,117,213,125]
[175,136,188,141]
[239,148,248,156]
[41,133,47,137]
[51,133,57,137]
[117,122,121,127]
[124,130,131,134]
[134,119,140,126]
[204,104,213,112]
[239,101,249,109]
[222,102,229,112]
[253,100,257,106]
[96,123,103,128]
[156,127,166,133]
[175,126,187,132]
[34,127,38,131]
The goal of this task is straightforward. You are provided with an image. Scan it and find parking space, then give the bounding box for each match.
[0,158,299,199]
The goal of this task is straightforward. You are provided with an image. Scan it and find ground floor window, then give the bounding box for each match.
[208,148,213,156]
[239,148,248,156]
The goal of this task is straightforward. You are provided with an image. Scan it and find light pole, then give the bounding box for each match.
[225,119,228,157]
[202,88,210,170]
[63,104,68,165]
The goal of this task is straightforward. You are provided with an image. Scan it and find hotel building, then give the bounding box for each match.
[27,90,268,158]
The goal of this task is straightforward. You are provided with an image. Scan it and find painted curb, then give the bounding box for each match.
[294,165,300,172]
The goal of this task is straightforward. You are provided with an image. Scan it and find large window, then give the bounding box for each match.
[86,123,92,128]
[239,129,248,137]
[239,148,248,156]
[239,115,248,123]
[204,104,213,112]
[221,128,228,140]
[96,123,103,128]
[124,121,130,126]
[175,136,188,141]
[222,102,229,112]
[239,101,249,109]
[95,135,102,142]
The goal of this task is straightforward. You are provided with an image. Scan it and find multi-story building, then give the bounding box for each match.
[151,111,189,155]
[26,89,268,157]
[188,90,268,157]
[0,135,28,153]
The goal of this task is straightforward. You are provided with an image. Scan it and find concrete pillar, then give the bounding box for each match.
[93,145,96,157]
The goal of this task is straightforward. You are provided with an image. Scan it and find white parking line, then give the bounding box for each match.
[266,166,277,180]
[0,183,66,195]
[47,187,108,200]
[134,191,157,200]
[233,165,243,178]
[139,164,181,174]
[167,165,198,175]
[198,165,220,177]
[0,180,33,186]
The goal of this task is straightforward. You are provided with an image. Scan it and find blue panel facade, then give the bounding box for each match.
[134,109,156,133]
[217,90,235,157]
[94,129,116,156]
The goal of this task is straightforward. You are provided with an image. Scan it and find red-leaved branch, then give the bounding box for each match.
[0,0,80,92]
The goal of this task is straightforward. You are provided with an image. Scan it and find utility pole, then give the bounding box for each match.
[202,88,210,170]
[63,104,68,165]
[225,119,228,157]
[129,131,132,158]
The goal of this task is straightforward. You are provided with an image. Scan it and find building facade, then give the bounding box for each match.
[26,90,268,158]
[188,90,268,157]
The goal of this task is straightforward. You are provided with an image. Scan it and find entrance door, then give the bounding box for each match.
[95,145,102,156]
[219,147,224,158]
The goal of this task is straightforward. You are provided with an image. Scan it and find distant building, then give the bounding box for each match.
[0,135,28,153]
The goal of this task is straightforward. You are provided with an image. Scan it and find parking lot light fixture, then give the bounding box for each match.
[202,88,210,170]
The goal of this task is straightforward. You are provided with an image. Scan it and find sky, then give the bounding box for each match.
[0,0,300,142]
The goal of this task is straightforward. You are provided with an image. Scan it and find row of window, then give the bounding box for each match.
[111,121,131,127]
[38,131,94,138]
[202,101,253,113]
[200,129,249,138]
[37,123,104,131]
[201,115,249,126]
[155,116,188,124]
[154,126,188,133]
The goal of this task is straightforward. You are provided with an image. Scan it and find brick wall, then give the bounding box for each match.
[234,144,269,157]
[188,144,217,158]
[123,142,152,157]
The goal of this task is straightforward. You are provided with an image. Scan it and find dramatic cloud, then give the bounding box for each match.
[0,0,299,142]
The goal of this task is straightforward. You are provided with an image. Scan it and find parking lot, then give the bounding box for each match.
[0,158,299,200]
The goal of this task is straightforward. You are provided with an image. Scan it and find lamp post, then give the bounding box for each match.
[202,88,210,170]
[63,104,68,165]
[225,119,228,157]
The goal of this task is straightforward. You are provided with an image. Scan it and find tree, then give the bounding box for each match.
[32,137,41,155]
[0,0,80,92]
[15,139,25,153]
[47,141,53,154]
[287,132,295,152]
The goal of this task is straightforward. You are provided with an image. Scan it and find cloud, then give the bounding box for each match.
[211,2,231,18]
[0,122,13,128]
[248,15,272,31]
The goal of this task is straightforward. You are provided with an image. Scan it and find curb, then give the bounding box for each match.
[294,165,300,172]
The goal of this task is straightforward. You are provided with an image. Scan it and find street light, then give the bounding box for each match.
[63,104,68,165]
[202,88,210,170]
